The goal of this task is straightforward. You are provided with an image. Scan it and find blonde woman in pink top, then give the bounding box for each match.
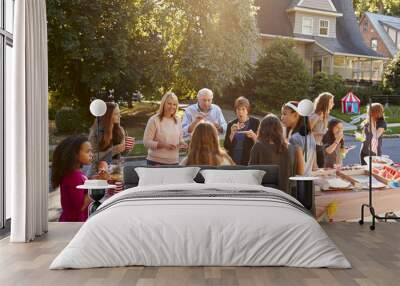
[143,92,188,165]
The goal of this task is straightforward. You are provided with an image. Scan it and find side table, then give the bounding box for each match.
[77,184,116,215]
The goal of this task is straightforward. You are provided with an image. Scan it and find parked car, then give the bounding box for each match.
[132,91,143,102]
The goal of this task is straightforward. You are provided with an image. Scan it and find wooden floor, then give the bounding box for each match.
[1,223,400,286]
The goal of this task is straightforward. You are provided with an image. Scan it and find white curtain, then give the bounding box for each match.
[7,0,49,242]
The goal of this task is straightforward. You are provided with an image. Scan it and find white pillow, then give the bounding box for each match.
[200,169,266,185]
[135,167,200,186]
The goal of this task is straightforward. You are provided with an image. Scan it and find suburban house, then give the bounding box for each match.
[256,0,386,82]
[360,12,400,59]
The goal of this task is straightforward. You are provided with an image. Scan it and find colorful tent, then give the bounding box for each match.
[341,92,360,114]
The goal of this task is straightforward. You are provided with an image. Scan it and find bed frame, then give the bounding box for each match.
[123,164,281,190]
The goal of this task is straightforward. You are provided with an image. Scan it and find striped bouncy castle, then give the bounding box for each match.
[341,92,360,114]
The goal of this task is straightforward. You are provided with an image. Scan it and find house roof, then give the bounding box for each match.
[364,12,400,57]
[381,20,400,31]
[256,0,384,59]
[289,0,337,13]
[257,0,295,38]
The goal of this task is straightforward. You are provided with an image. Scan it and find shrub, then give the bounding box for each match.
[350,85,385,105]
[48,107,57,120]
[249,38,311,108]
[310,72,346,102]
[55,108,89,134]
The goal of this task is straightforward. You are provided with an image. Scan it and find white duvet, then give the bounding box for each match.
[50,183,351,269]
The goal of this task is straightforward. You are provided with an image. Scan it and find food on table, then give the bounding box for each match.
[373,165,400,182]
[92,161,111,181]
[98,160,108,172]
[364,156,394,169]
[326,178,352,189]
[109,173,123,181]
[372,168,380,175]
[351,175,386,189]
[373,158,388,164]
[93,171,110,181]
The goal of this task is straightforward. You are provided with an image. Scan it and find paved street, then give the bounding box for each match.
[343,136,400,165]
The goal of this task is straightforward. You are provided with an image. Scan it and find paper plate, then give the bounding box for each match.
[77,184,116,190]
[364,156,393,169]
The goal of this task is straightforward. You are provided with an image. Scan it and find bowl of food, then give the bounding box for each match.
[364,155,393,169]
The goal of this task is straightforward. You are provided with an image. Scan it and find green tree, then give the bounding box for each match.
[162,0,258,96]
[47,0,259,109]
[383,51,400,94]
[354,0,400,17]
[249,38,311,108]
[48,0,136,110]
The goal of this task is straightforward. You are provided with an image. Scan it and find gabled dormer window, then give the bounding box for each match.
[363,21,368,32]
[388,27,397,44]
[319,19,329,36]
[302,17,313,35]
[371,39,378,51]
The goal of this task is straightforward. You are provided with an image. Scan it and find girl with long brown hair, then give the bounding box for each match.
[143,92,187,166]
[89,102,133,174]
[322,119,345,168]
[309,92,335,167]
[360,103,387,164]
[281,101,304,139]
[180,122,234,166]
[249,114,291,192]
[52,135,93,222]
[281,101,316,176]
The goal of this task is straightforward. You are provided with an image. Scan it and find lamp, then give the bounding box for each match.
[89,99,107,169]
[90,99,107,117]
[297,99,315,162]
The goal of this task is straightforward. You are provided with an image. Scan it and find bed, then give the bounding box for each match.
[50,165,351,269]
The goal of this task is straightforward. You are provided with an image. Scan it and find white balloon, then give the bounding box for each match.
[297,99,314,116]
[90,99,107,117]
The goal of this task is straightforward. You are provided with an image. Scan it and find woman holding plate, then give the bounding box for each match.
[224,97,259,165]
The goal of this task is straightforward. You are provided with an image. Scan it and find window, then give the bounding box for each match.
[388,28,397,44]
[302,17,313,35]
[1,0,14,230]
[334,56,346,67]
[371,39,378,51]
[363,21,368,32]
[319,19,329,36]
[5,0,14,33]
[397,32,400,49]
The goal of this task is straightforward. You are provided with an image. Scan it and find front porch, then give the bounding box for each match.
[312,54,386,82]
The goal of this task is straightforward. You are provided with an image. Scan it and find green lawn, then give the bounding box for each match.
[125,126,146,140]
[125,143,147,157]
[384,105,400,123]
[330,109,355,123]
[386,126,400,135]
[332,105,400,124]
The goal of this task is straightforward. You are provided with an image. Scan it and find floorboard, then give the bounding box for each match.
[0,222,399,286]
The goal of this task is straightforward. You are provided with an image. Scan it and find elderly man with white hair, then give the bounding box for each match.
[182,88,227,138]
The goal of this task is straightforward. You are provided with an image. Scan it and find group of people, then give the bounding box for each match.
[143,89,387,188]
[51,87,387,222]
